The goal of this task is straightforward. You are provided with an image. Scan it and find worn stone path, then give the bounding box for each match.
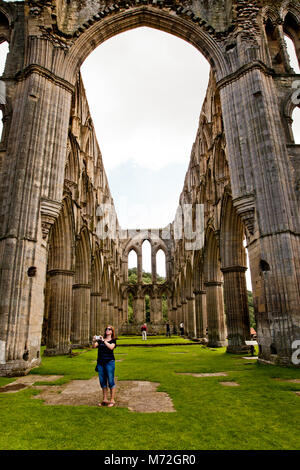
[0,375,176,412]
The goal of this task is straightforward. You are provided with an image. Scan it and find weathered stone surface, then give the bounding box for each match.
[0,0,299,376]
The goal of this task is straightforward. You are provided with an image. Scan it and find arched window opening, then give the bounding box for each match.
[292,107,300,144]
[156,249,166,283]
[283,12,300,73]
[145,295,150,323]
[0,40,8,141]
[0,40,8,76]
[142,240,152,283]
[284,34,300,74]
[265,19,286,73]
[243,237,255,330]
[128,250,138,284]
[81,27,210,230]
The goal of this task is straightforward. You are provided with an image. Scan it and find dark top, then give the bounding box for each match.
[97,339,116,363]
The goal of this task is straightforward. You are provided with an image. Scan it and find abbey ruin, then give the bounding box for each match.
[0,0,299,376]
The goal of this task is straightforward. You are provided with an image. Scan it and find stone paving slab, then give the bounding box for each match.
[220,381,240,387]
[176,372,228,377]
[29,376,175,412]
[0,375,63,393]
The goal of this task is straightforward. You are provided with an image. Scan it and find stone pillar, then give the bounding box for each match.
[221,266,251,354]
[181,300,188,335]
[137,254,142,283]
[151,249,157,283]
[44,269,74,356]
[100,298,109,332]
[219,64,300,365]
[0,65,73,376]
[71,284,91,348]
[134,295,144,324]
[114,305,119,332]
[177,303,182,333]
[90,292,102,339]
[186,295,197,338]
[152,296,162,324]
[107,301,114,326]
[204,281,227,347]
[194,290,207,340]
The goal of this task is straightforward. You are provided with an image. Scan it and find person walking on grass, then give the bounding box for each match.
[93,325,117,408]
[141,323,147,340]
[166,322,171,337]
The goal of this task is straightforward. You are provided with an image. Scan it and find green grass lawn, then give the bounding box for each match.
[0,338,300,450]
[117,335,196,345]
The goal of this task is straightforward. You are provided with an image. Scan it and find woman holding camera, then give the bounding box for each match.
[93,325,117,407]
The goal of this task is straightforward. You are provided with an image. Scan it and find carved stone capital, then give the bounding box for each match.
[232,194,255,235]
[40,198,62,241]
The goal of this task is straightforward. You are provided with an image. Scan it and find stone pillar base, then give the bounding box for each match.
[44,346,72,356]
[207,340,227,348]
[0,358,41,377]
[71,342,91,349]
[226,344,250,354]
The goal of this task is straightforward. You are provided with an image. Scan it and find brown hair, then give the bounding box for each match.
[104,325,115,339]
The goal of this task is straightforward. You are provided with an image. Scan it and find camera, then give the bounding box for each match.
[95,335,101,340]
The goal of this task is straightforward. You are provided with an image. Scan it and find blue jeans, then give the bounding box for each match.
[97,360,116,389]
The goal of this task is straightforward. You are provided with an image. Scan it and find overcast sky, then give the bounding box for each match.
[1,6,300,285]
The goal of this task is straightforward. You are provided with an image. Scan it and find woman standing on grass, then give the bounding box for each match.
[93,325,117,407]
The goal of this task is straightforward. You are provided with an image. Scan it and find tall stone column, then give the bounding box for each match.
[219,64,300,365]
[90,292,102,339]
[194,290,207,340]
[44,270,74,356]
[152,296,162,324]
[204,281,227,347]
[181,300,188,334]
[134,295,144,324]
[177,303,182,333]
[137,254,142,283]
[0,64,73,375]
[71,284,91,348]
[221,266,251,354]
[100,298,109,332]
[186,295,197,338]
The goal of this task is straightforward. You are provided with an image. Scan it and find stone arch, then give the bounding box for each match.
[0,8,11,45]
[71,227,92,347]
[44,197,75,356]
[65,5,229,85]
[220,193,251,353]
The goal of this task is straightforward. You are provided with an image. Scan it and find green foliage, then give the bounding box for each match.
[247,290,256,329]
[145,295,150,322]
[128,268,165,284]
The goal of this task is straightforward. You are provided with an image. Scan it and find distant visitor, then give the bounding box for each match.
[141,323,147,340]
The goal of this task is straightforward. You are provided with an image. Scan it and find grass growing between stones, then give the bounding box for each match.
[0,341,300,450]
